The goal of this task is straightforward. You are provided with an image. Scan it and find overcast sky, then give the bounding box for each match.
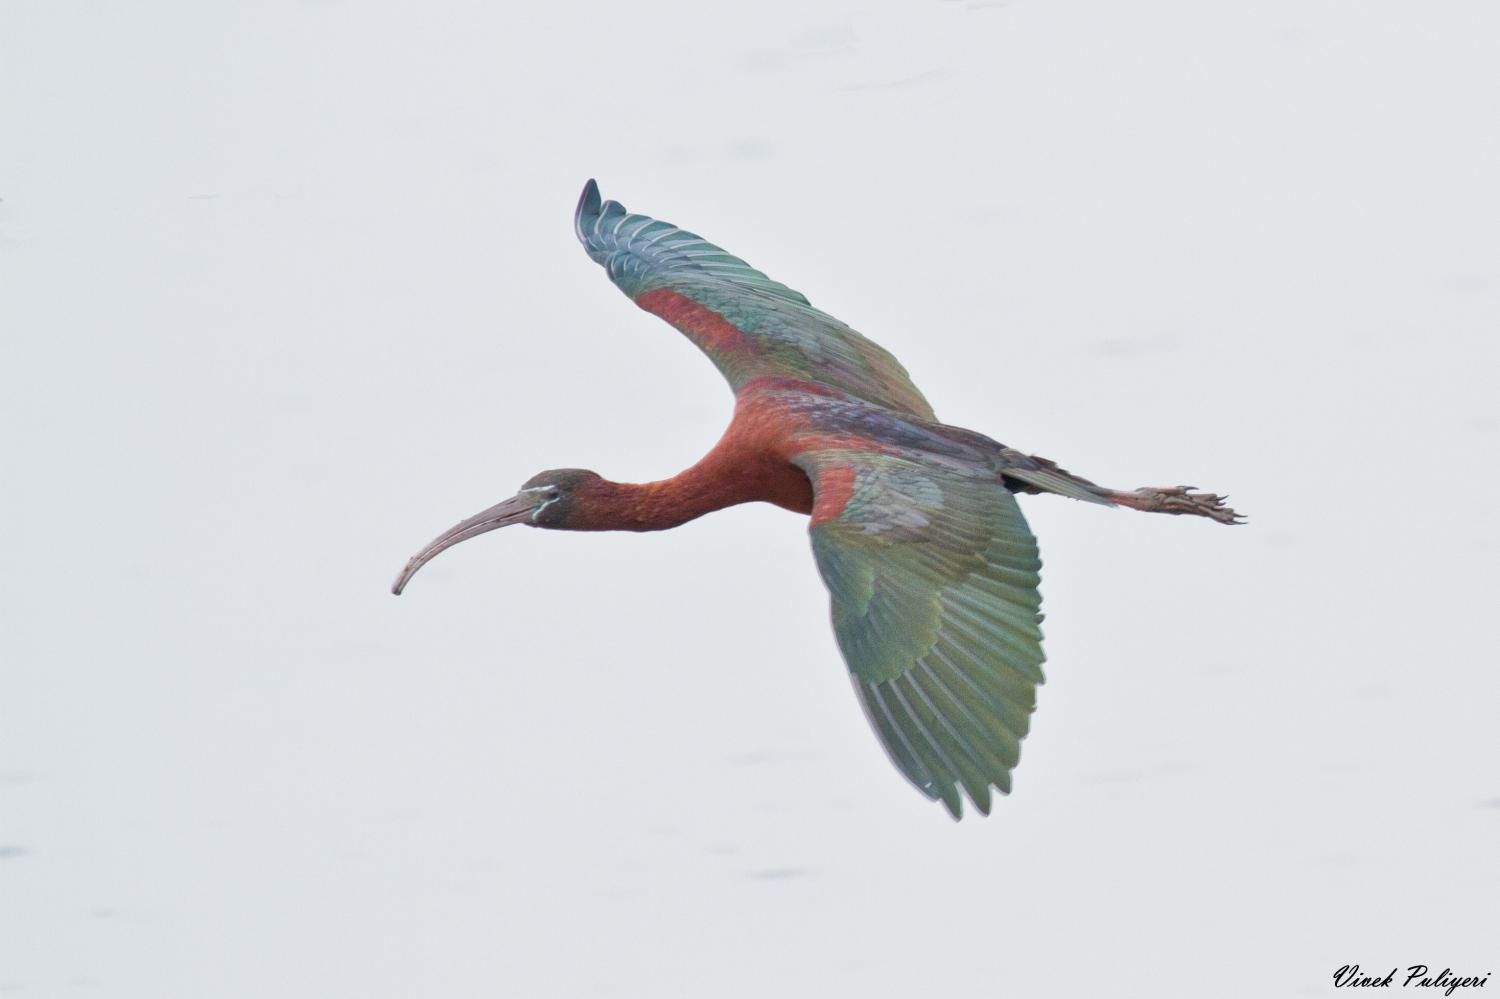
[2,2,1497,996]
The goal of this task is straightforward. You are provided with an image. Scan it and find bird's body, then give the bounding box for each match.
[395,181,1241,818]
[540,379,1022,529]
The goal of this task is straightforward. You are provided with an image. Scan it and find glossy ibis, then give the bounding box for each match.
[394,180,1241,818]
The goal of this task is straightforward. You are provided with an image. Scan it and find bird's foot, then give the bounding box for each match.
[1113,485,1245,525]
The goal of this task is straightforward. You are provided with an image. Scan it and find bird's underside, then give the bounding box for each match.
[396,180,1241,820]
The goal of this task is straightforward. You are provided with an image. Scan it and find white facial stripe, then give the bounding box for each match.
[519,483,560,522]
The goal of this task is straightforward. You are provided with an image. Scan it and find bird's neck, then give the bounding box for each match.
[570,464,752,532]
[567,448,812,532]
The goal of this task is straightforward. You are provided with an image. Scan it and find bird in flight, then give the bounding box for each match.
[394,180,1241,818]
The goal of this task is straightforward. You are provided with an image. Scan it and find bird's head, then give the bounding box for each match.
[391,468,602,595]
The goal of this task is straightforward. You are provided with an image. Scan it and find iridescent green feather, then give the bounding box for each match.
[794,450,1045,818]
[574,180,936,419]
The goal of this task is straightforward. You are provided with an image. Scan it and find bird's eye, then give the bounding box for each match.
[548,489,560,500]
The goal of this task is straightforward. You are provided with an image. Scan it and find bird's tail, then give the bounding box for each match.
[998,452,1114,505]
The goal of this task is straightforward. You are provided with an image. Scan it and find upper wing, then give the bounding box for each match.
[574,180,936,420]
[793,449,1045,818]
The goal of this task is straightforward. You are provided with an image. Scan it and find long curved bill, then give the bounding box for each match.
[391,493,537,595]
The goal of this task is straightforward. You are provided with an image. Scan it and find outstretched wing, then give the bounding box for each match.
[793,449,1045,818]
[574,180,936,420]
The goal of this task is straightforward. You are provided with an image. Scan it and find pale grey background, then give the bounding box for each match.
[2,2,1497,996]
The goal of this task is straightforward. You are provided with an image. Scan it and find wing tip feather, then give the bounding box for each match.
[574,178,602,243]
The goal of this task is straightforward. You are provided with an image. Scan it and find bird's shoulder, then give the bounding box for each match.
[734,378,1003,473]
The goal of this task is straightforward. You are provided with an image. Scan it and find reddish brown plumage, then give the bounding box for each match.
[558,383,816,532]
[636,288,752,359]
